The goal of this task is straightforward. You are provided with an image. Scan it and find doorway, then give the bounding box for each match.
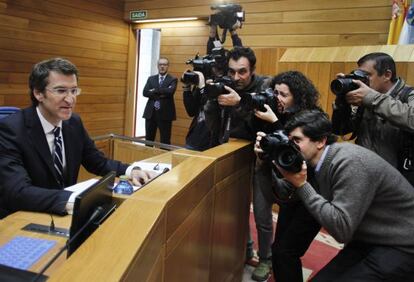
[134,28,161,137]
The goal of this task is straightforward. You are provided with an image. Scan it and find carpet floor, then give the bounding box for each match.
[243,207,342,282]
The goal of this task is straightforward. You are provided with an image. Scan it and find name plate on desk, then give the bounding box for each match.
[22,223,69,238]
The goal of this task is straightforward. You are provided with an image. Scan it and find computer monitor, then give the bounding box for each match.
[67,171,116,257]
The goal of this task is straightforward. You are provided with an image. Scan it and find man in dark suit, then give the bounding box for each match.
[142,57,177,144]
[0,58,154,218]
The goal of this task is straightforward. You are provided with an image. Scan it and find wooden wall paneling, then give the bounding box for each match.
[121,203,166,282]
[394,45,414,62]
[407,63,414,86]
[210,166,252,282]
[128,1,392,145]
[124,0,390,21]
[164,190,213,282]
[112,139,168,164]
[0,0,129,138]
[165,167,214,239]
[315,63,333,112]
[125,245,165,282]
[10,0,124,26]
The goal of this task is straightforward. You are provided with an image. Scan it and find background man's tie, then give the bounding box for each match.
[154,76,164,110]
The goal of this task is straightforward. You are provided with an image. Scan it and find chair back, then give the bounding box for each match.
[0,107,20,120]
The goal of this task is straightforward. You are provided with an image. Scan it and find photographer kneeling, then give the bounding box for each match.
[255,109,414,281]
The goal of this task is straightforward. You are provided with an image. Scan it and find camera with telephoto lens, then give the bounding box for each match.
[182,54,216,85]
[239,88,277,112]
[204,76,235,99]
[330,69,370,97]
[209,4,245,30]
[260,130,304,173]
[181,47,229,85]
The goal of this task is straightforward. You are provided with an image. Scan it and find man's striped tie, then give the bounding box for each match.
[53,126,64,186]
[154,76,164,110]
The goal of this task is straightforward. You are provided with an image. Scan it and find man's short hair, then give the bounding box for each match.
[158,57,169,64]
[284,109,337,145]
[270,71,319,111]
[228,46,256,72]
[29,58,79,106]
[357,52,397,83]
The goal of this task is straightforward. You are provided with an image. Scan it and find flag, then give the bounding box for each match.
[387,0,409,44]
[398,3,414,44]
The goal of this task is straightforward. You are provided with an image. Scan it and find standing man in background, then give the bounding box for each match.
[143,57,177,144]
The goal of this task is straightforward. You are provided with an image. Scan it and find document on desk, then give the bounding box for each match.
[64,162,171,194]
[130,162,171,192]
[134,162,171,173]
[64,178,98,195]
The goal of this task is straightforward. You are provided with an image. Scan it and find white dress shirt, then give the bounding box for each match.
[36,107,66,169]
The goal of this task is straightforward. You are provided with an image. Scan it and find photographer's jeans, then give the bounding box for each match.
[272,201,320,282]
[311,241,414,282]
[253,160,275,261]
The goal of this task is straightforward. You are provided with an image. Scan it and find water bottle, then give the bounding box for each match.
[113,175,134,195]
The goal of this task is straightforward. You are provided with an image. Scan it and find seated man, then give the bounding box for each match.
[255,110,414,281]
[0,58,154,218]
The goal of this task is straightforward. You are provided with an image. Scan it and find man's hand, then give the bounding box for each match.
[345,79,371,106]
[217,85,241,106]
[130,168,156,187]
[254,131,266,155]
[255,104,278,123]
[275,161,308,189]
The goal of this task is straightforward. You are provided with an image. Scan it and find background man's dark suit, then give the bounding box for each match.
[0,106,128,218]
[142,73,177,144]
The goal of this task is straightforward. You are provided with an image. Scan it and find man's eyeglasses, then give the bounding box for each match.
[46,87,81,97]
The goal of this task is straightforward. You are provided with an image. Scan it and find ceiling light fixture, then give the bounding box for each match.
[133,17,198,23]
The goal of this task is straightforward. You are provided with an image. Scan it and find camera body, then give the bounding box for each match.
[330,69,370,96]
[209,4,245,30]
[260,130,304,173]
[204,76,235,99]
[184,54,216,82]
[182,47,229,85]
[239,88,277,112]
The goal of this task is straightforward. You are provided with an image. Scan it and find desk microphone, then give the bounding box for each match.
[49,215,55,232]
[32,206,104,282]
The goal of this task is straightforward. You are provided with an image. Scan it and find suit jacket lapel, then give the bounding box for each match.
[24,107,56,178]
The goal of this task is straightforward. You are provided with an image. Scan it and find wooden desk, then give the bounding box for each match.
[0,212,70,275]
[2,139,254,282]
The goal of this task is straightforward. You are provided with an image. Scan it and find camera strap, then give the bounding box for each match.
[395,86,414,171]
[219,107,231,144]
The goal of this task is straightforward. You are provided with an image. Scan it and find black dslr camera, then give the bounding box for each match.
[204,76,235,99]
[239,88,277,112]
[182,47,229,85]
[182,54,216,85]
[330,69,370,97]
[260,130,304,173]
[209,4,245,30]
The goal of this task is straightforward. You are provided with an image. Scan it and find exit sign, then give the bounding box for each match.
[130,10,147,21]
